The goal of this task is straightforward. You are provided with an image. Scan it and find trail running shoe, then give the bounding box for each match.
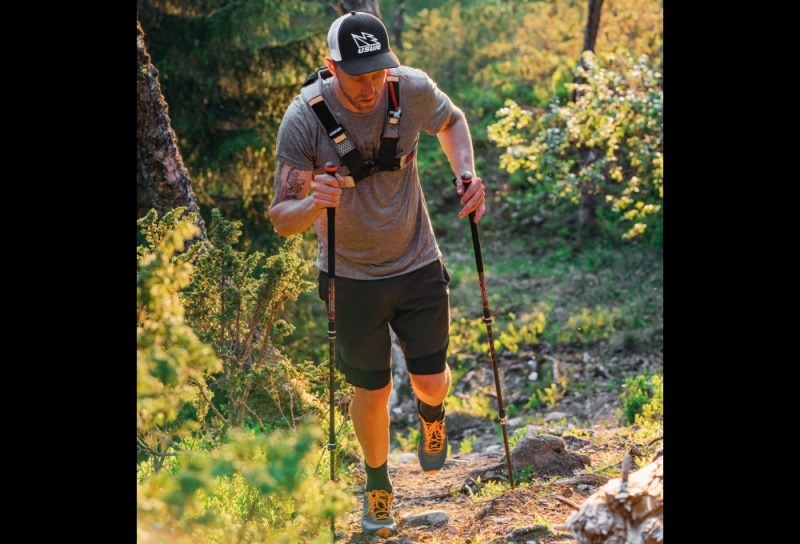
[417,403,448,475]
[361,489,396,536]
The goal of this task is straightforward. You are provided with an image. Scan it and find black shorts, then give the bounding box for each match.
[318,259,451,390]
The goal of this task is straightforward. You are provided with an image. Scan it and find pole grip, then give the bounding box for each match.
[460,172,483,274]
[325,162,338,278]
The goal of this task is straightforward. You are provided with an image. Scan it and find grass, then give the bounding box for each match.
[440,235,662,355]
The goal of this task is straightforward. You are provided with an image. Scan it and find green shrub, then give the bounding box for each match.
[619,372,662,427]
[488,50,663,244]
[137,207,223,468]
[137,424,354,544]
[634,374,663,430]
[137,209,355,542]
[554,305,623,345]
[178,208,320,431]
[459,434,477,454]
[497,311,546,353]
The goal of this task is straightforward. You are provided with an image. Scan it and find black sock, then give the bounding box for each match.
[417,399,444,422]
[365,460,392,493]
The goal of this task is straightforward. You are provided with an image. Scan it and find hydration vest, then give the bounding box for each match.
[300,67,416,183]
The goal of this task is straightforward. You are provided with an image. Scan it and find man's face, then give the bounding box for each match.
[328,62,387,113]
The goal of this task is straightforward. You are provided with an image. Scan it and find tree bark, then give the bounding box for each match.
[137,18,207,243]
[566,454,663,543]
[391,0,404,50]
[339,0,380,17]
[573,0,605,237]
[582,0,604,54]
[338,1,398,53]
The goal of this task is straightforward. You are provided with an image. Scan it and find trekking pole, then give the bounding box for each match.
[325,161,338,536]
[458,171,515,488]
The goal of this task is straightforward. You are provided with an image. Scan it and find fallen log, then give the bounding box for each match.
[565,454,663,544]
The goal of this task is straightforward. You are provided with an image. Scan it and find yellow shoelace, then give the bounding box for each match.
[421,418,444,451]
[365,489,393,520]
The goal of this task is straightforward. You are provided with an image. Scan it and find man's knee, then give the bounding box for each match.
[409,368,450,397]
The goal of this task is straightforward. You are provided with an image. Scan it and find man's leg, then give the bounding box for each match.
[395,260,452,475]
[350,381,397,536]
[410,367,451,474]
[349,382,392,468]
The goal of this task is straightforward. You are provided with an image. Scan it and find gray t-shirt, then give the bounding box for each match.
[275,66,456,280]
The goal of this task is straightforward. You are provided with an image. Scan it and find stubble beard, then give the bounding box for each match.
[336,78,382,113]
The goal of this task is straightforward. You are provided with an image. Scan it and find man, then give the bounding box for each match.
[268,11,485,537]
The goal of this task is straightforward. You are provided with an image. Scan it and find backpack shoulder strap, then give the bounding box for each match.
[300,67,367,181]
[376,71,401,171]
[300,68,411,181]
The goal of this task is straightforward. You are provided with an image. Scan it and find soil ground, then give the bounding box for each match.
[333,342,663,543]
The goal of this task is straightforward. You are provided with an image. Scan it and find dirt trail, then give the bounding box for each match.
[334,425,648,543]
[333,343,662,543]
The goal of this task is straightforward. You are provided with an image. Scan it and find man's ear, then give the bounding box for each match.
[323,57,337,76]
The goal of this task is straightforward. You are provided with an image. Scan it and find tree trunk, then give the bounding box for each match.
[573,0,604,236]
[566,454,663,543]
[339,0,380,17]
[338,1,398,55]
[391,0,404,50]
[582,0,604,54]
[137,18,207,243]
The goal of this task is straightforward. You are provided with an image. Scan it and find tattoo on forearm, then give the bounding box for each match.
[274,163,306,203]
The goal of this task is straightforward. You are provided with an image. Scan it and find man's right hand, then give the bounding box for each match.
[311,168,344,209]
[269,161,344,236]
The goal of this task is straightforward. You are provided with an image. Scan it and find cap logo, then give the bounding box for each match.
[351,32,382,54]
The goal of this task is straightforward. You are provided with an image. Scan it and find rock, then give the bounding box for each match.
[401,510,451,528]
[510,435,591,475]
[384,537,414,544]
[467,434,591,482]
[388,328,408,415]
[545,411,570,422]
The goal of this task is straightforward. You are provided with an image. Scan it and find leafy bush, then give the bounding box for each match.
[634,373,663,430]
[137,207,223,468]
[459,434,477,454]
[497,311,546,353]
[137,425,354,544]
[177,208,321,431]
[137,208,356,542]
[488,50,663,243]
[553,305,624,345]
[397,0,662,238]
[619,372,663,427]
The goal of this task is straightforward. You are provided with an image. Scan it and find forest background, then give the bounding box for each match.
[136,0,664,542]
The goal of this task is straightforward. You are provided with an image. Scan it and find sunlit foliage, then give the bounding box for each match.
[137,424,354,544]
[137,207,222,469]
[488,50,662,242]
[137,208,355,542]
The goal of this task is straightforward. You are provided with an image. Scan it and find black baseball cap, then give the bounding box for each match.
[327,11,400,76]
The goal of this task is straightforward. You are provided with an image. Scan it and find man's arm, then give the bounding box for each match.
[268,161,343,236]
[437,109,486,222]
